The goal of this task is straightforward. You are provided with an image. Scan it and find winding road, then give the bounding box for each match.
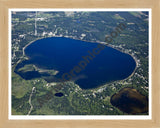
[27,87,36,115]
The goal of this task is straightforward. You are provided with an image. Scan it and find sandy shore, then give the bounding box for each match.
[22,37,45,56]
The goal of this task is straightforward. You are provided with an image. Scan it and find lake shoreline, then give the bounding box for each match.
[21,36,138,90]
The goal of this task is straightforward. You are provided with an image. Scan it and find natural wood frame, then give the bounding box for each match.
[0,0,160,127]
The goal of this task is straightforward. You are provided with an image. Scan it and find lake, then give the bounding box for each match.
[110,87,148,114]
[15,37,136,89]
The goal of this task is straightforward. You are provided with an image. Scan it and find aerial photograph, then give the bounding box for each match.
[11,10,149,116]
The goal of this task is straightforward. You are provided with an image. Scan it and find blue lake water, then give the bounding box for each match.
[15,37,136,89]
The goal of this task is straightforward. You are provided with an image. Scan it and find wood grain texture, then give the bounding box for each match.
[0,0,160,127]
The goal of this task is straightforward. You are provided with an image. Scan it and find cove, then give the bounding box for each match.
[15,37,136,89]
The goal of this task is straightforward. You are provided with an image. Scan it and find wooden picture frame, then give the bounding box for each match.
[0,0,160,127]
